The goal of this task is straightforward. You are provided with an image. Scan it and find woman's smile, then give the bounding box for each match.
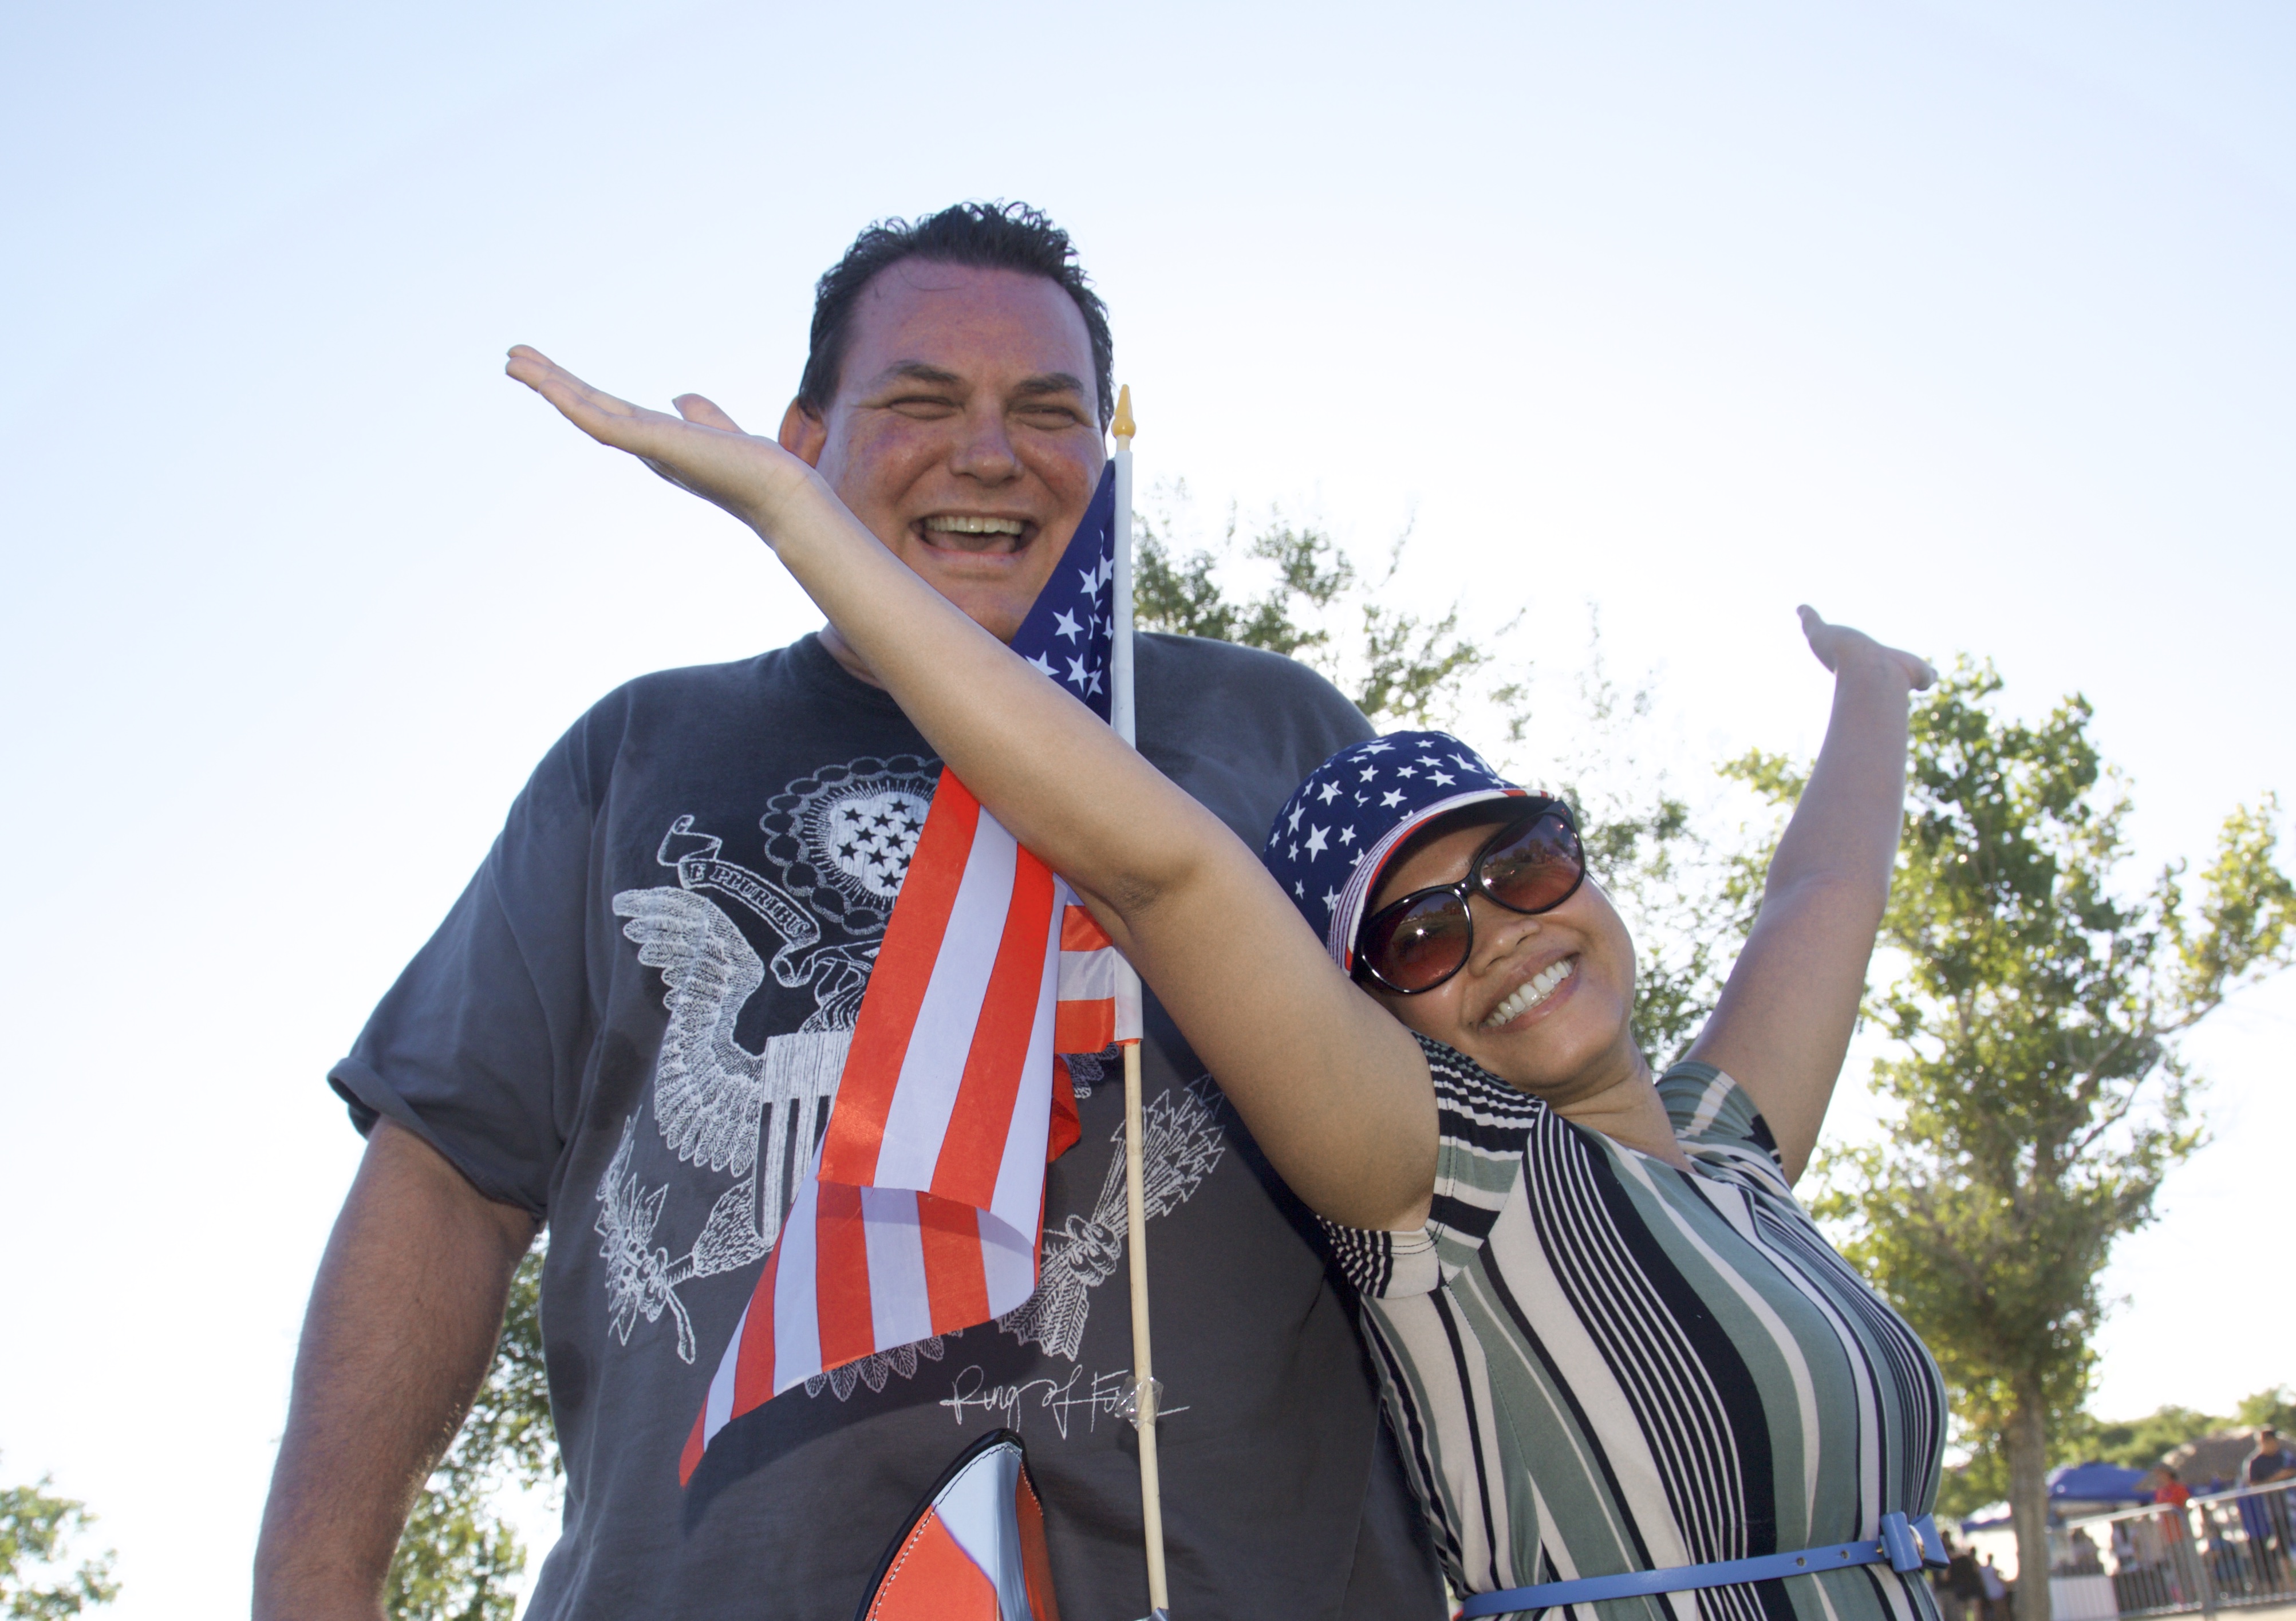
[1481,952,1578,1029]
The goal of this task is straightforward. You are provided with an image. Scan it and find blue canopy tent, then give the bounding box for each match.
[1961,1465,2156,1535]
[2049,1463,2154,1505]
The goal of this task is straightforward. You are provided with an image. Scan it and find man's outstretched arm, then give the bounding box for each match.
[254,1117,539,1621]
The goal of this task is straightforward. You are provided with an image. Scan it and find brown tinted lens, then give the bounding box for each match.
[1363,891,1474,992]
[1480,813,1584,915]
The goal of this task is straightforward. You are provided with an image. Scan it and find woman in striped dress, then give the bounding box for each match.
[514,350,1949,1621]
[1258,712,1951,1621]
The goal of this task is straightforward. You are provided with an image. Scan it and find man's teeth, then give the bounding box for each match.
[1485,957,1575,1027]
[923,515,1026,535]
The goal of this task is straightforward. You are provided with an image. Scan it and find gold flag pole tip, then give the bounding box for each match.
[1113,382,1136,447]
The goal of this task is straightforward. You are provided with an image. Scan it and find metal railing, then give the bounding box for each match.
[2058,1480,2296,1619]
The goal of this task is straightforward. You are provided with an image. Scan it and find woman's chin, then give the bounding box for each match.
[1459,995,1631,1099]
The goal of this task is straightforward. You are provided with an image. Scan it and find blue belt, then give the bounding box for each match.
[1457,1511,1947,1619]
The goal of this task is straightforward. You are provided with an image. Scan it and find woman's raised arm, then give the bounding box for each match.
[1684,608,1934,1183]
[505,347,1437,1229]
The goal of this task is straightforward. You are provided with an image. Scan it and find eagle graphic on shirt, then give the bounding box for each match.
[593,759,1226,1392]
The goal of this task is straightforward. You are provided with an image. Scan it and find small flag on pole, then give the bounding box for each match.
[858,1430,1062,1621]
[1108,382,1171,1616]
[681,466,1139,1484]
[1055,901,1141,1055]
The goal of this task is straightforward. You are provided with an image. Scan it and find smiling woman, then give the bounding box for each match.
[511,310,1955,1621]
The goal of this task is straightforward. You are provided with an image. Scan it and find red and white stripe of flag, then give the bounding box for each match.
[1055,898,1141,1055]
[681,774,1137,1484]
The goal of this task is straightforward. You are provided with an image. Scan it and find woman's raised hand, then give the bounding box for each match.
[504,345,819,540]
[1797,605,1936,693]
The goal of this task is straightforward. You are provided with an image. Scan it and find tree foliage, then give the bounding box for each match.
[1935,1387,2296,1513]
[2081,1406,2238,1474]
[2078,1387,2296,1471]
[2235,1386,2296,1435]
[385,1245,558,1621]
[0,1462,118,1619]
[1798,662,2293,1618]
[1136,494,1730,1059]
[1135,494,1493,728]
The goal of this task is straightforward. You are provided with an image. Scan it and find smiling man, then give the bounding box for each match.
[783,242,1104,653]
[254,203,1443,1621]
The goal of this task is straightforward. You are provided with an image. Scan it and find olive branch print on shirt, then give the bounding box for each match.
[594,759,1229,1396]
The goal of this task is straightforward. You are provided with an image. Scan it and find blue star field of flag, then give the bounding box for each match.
[1008,463,1118,724]
[1260,729,1525,957]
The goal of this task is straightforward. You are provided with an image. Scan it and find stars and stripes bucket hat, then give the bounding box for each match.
[1261,731,1538,975]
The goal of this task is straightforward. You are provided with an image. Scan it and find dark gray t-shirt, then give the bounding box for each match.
[332,631,1443,1621]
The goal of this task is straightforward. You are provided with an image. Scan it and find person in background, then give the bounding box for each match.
[2247,1427,2296,1487]
[2148,1461,2196,1606]
[1979,1552,2010,1621]
[2109,1517,2138,1574]
[2248,1426,2296,1572]
[1939,1528,1981,1621]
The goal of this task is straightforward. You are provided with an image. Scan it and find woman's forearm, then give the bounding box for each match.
[1764,652,1916,908]
[1687,620,1927,1181]
[763,478,1439,1224]
[758,469,1233,913]
[759,476,1438,1227]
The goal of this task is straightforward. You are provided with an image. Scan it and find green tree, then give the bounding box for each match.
[2235,1386,2296,1435]
[0,1462,119,1619]
[385,1245,558,1621]
[1935,1404,2219,1517]
[2080,1406,2227,1474]
[1135,495,1492,728]
[1935,1390,2296,1513]
[1804,662,2294,1621]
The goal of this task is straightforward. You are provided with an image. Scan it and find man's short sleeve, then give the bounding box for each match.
[1133,633,1375,846]
[328,717,600,1214]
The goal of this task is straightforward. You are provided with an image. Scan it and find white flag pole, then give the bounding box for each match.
[1110,384,1170,1616]
[1110,386,1138,750]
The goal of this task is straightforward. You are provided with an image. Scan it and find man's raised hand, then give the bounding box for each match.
[504,345,818,539]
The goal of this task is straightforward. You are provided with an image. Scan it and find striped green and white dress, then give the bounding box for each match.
[1322,1036,1946,1621]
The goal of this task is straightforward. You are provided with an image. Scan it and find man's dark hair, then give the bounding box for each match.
[797,200,1114,427]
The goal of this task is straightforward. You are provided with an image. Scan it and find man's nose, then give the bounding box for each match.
[950,404,1021,483]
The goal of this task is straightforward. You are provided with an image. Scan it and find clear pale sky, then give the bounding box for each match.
[2,3,2290,1614]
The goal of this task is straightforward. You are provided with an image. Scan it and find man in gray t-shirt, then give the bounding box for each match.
[253,203,1443,1620]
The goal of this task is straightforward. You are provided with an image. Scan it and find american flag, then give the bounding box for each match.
[681,466,1140,1484]
[855,1430,1059,1621]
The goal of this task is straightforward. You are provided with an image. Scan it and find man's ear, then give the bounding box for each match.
[779,401,828,467]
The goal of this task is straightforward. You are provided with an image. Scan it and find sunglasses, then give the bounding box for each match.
[1353,803,1587,995]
